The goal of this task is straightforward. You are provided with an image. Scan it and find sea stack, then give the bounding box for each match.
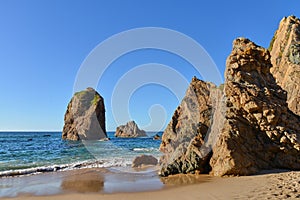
[62,87,107,140]
[115,121,147,138]
[159,22,300,176]
[269,16,300,115]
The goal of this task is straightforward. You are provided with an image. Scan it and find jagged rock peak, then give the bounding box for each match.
[159,77,223,176]
[159,36,300,177]
[209,37,300,176]
[270,15,300,115]
[226,37,279,89]
[62,87,107,140]
[115,120,147,138]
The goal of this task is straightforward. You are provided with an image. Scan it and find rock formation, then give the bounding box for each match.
[62,87,107,140]
[132,155,158,168]
[160,37,300,176]
[160,77,224,176]
[210,38,300,176]
[269,16,300,116]
[115,121,147,138]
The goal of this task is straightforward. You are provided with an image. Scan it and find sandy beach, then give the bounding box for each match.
[1,169,299,200]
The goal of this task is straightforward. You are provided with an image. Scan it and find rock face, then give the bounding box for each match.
[132,155,158,168]
[159,77,224,176]
[210,38,300,176]
[62,87,107,140]
[115,121,147,138]
[270,16,300,116]
[160,37,300,177]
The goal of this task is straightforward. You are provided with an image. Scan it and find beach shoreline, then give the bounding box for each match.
[0,166,164,198]
[1,167,300,199]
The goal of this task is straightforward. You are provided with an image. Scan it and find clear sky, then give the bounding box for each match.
[0,0,299,131]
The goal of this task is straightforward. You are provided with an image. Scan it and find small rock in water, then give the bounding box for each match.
[153,134,161,140]
[132,155,158,168]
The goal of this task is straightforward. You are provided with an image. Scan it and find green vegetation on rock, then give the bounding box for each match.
[91,95,100,105]
[74,90,87,97]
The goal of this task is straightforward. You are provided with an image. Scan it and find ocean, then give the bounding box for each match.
[0,131,162,177]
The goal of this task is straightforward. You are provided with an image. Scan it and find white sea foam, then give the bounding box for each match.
[0,158,132,177]
[132,147,157,152]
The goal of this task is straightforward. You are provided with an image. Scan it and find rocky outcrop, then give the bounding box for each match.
[160,37,300,177]
[270,16,300,116]
[115,121,146,138]
[132,155,158,168]
[159,77,224,176]
[62,87,107,140]
[210,38,300,176]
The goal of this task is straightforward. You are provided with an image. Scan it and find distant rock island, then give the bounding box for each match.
[115,121,147,138]
[159,16,300,177]
[62,87,107,140]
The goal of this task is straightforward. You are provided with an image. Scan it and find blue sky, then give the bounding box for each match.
[0,0,299,131]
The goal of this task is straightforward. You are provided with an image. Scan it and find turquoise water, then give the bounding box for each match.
[0,132,162,176]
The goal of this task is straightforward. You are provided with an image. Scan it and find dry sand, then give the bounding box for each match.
[1,170,299,200]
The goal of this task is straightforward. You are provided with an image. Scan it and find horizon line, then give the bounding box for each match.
[0,130,163,132]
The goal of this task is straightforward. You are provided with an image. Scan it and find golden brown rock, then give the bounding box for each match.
[159,77,224,176]
[160,37,300,177]
[210,38,300,176]
[270,16,300,115]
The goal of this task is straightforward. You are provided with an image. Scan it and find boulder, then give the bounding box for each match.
[269,16,300,116]
[132,155,158,168]
[115,121,147,138]
[62,87,107,140]
[159,37,300,177]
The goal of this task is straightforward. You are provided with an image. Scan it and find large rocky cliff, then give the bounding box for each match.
[160,78,224,176]
[62,87,107,140]
[270,16,300,116]
[160,22,300,176]
[210,38,300,176]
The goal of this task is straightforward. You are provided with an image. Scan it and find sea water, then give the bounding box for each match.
[0,132,162,176]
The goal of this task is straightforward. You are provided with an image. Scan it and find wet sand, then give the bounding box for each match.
[0,168,299,200]
[0,167,164,197]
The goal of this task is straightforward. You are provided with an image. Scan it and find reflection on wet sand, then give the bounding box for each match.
[61,170,104,193]
[0,167,213,198]
[161,174,211,186]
